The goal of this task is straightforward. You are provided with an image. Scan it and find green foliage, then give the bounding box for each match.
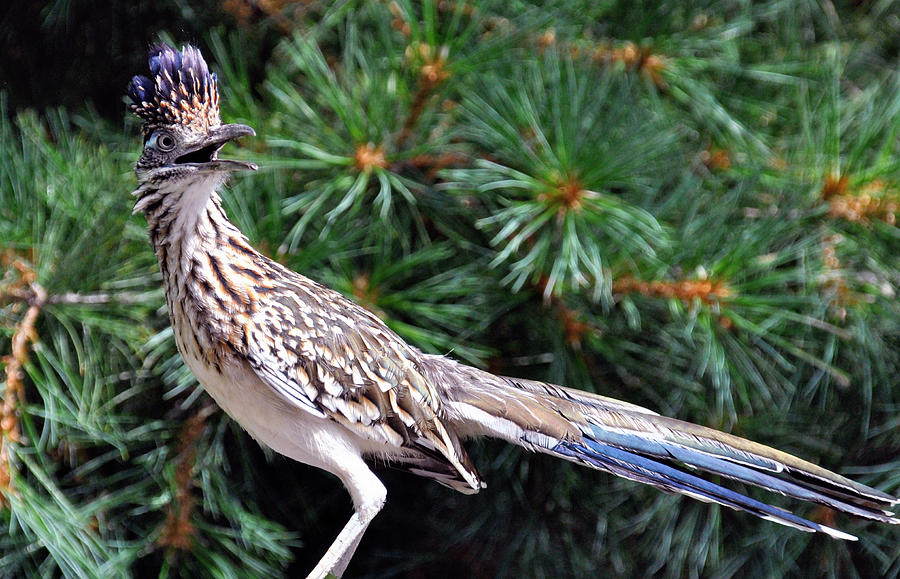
[444,53,675,300]
[2,1,899,578]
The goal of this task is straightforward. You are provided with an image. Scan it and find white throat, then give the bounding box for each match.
[169,174,225,244]
[136,172,229,251]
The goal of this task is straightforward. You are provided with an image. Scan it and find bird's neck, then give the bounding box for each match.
[134,173,241,253]
[133,175,268,339]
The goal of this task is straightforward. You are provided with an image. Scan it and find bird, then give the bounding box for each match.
[127,43,898,578]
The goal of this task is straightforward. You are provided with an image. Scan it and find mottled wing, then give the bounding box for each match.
[243,269,483,493]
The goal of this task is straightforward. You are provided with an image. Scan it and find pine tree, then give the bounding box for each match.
[1,1,899,577]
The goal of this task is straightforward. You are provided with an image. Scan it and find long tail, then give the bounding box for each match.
[435,358,899,539]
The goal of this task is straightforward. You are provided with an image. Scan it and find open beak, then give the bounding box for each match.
[176,124,258,172]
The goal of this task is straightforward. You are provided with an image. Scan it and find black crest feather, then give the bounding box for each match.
[128,43,220,135]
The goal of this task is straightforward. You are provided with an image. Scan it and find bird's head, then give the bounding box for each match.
[127,43,256,182]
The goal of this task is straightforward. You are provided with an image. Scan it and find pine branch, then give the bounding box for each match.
[0,257,45,505]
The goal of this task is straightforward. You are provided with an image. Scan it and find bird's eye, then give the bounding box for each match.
[152,132,177,152]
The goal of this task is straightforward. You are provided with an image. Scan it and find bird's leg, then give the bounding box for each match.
[306,463,387,579]
[306,509,377,579]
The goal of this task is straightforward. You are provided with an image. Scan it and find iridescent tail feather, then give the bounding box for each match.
[435,357,899,539]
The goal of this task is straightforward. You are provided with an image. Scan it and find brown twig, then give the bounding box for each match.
[613,275,733,306]
[393,151,470,180]
[47,291,154,306]
[819,234,855,323]
[158,404,216,553]
[222,0,308,35]
[397,43,451,149]
[536,31,669,89]
[1,253,46,505]
[823,176,898,226]
[533,277,601,349]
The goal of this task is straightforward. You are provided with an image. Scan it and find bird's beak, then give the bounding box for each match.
[177,123,258,172]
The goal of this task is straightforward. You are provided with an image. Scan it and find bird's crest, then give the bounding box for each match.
[128,43,221,137]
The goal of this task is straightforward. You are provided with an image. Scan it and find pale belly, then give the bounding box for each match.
[171,318,389,475]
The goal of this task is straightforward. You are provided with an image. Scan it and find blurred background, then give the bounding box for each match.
[1,1,899,577]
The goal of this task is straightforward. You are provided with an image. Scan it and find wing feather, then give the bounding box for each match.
[244,274,483,493]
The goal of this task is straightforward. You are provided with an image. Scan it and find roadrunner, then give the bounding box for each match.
[129,44,898,577]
